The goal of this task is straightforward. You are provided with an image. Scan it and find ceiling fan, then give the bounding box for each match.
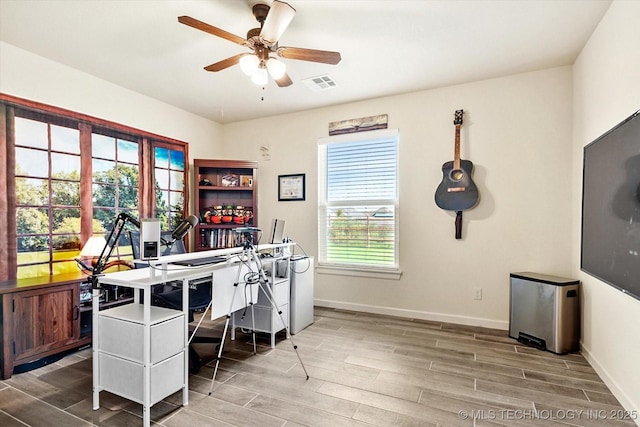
[178,0,341,87]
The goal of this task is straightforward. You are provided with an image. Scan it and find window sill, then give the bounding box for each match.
[316,265,402,280]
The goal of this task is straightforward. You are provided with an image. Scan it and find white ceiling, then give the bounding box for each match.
[0,0,611,124]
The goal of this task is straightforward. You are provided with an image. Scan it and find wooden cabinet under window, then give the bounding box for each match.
[1,274,91,379]
[194,159,258,251]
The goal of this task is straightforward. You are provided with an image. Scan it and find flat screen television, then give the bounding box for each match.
[581,109,640,301]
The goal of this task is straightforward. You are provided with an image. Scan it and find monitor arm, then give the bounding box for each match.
[88,212,140,288]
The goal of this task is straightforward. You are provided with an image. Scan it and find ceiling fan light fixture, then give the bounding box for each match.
[239,54,260,76]
[179,0,341,89]
[251,66,269,85]
[266,57,286,79]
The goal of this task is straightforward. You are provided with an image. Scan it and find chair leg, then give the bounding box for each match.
[189,345,203,374]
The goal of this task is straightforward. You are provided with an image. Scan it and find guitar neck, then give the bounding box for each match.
[453,124,461,170]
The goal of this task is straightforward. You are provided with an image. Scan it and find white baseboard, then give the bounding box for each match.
[580,342,640,426]
[314,299,509,330]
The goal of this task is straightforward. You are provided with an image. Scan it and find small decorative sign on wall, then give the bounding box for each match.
[278,173,306,201]
[329,114,388,136]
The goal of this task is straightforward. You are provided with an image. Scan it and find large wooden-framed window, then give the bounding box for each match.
[14,115,82,277]
[0,95,189,281]
[90,130,141,261]
[154,144,186,231]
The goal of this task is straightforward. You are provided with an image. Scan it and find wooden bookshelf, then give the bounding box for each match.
[193,159,257,251]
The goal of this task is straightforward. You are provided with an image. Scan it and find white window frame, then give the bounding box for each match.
[317,128,401,280]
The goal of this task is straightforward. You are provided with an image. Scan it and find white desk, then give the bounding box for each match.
[92,243,292,427]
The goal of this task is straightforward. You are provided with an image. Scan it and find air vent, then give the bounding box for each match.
[302,75,337,92]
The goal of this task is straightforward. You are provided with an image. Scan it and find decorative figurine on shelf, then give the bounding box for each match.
[221,174,239,187]
[211,205,222,224]
[244,207,253,225]
[222,205,234,223]
[233,205,245,224]
[201,209,212,223]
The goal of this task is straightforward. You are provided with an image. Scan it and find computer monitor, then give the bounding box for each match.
[269,218,286,244]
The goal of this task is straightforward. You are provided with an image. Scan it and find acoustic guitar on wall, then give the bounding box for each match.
[435,109,479,238]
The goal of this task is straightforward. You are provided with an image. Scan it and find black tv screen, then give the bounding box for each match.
[581,109,640,301]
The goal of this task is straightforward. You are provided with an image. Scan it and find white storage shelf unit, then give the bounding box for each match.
[232,257,290,348]
[92,242,293,427]
[97,304,185,405]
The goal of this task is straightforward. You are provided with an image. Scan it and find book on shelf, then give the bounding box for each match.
[199,228,244,249]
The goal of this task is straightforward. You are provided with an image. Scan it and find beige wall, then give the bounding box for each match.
[0,42,223,160]
[0,41,223,223]
[221,66,574,330]
[572,0,640,416]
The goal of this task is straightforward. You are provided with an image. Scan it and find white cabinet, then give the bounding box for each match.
[92,269,195,427]
[99,352,184,405]
[96,304,185,405]
[232,257,290,347]
[290,256,314,334]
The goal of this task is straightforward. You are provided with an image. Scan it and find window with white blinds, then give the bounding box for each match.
[318,129,399,272]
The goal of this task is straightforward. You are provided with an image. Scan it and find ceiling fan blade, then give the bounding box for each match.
[204,54,246,72]
[259,0,296,44]
[178,16,246,46]
[277,47,341,65]
[275,72,293,87]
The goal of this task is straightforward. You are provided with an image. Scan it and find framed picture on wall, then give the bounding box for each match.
[278,173,305,201]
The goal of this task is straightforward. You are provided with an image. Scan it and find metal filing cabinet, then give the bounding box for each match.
[509,272,580,354]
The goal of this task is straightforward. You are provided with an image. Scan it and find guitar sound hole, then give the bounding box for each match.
[450,169,464,181]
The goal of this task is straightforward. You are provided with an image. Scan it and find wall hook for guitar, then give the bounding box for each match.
[435,109,480,239]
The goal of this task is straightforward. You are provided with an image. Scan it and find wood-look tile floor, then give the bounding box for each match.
[0,307,636,426]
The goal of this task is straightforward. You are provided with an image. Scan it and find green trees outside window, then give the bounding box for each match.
[154,146,186,231]
[9,109,187,280]
[318,129,399,270]
[15,118,82,277]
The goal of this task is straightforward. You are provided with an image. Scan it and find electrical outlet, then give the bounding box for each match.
[473,287,483,300]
